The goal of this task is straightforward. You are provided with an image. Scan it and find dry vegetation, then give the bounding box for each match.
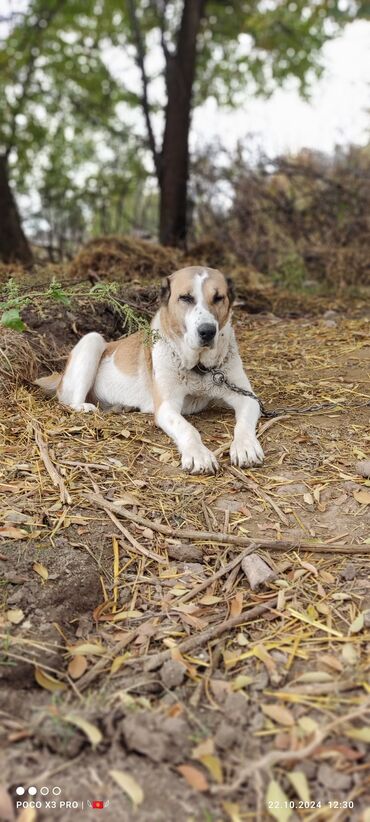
[0,242,370,821]
[193,145,370,289]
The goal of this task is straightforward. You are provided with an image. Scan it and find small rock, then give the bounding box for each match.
[340,563,357,581]
[215,720,239,750]
[223,692,248,723]
[251,670,269,691]
[166,543,203,562]
[355,460,370,479]
[160,659,186,689]
[121,712,188,763]
[317,763,352,791]
[323,319,337,328]
[323,310,338,320]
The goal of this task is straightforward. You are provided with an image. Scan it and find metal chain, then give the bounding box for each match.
[194,364,370,419]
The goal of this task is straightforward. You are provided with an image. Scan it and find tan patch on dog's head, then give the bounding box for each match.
[160,266,234,338]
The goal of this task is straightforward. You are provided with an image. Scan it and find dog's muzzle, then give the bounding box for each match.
[198,323,217,346]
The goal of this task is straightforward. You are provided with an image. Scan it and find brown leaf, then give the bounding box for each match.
[177,764,209,792]
[353,489,370,505]
[261,703,295,727]
[230,591,243,617]
[68,655,88,679]
[0,525,28,539]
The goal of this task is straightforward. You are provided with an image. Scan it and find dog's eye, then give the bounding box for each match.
[179,294,194,304]
[213,293,224,303]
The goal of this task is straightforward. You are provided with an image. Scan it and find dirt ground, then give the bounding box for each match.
[1,268,370,822]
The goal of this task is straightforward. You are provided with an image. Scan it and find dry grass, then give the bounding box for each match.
[1,259,370,817]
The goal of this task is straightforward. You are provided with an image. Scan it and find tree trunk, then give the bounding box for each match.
[159,0,205,247]
[0,155,33,265]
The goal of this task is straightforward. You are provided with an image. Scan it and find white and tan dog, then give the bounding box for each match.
[36,266,264,474]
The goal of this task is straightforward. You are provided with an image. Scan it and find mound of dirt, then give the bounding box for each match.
[68,235,187,282]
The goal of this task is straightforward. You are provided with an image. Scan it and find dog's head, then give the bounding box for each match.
[160,266,234,355]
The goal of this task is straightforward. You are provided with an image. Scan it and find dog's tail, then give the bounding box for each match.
[34,372,62,396]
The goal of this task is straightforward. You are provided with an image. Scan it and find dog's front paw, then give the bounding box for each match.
[72,402,98,413]
[230,435,264,468]
[182,443,218,475]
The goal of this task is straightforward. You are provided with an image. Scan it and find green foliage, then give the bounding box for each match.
[0,0,367,253]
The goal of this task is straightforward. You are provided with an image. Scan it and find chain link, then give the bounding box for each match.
[194,364,370,419]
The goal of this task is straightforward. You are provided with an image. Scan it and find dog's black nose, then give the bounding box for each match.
[198,323,217,345]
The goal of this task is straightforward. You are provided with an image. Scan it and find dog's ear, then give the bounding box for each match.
[226,276,235,305]
[160,276,171,305]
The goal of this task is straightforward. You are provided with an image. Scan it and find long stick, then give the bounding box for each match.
[141,596,279,671]
[34,425,71,504]
[86,491,370,554]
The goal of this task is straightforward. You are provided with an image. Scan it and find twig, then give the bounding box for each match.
[229,466,289,525]
[33,424,71,504]
[140,596,279,671]
[86,491,370,554]
[175,542,261,604]
[214,700,370,795]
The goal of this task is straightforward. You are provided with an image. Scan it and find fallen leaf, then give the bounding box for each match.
[67,642,105,655]
[177,764,209,792]
[349,612,364,634]
[288,771,310,803]
[6,608,24,625]
[298,716,318,735]
[262,703,295,727]
[230,591,243,617]
[33,561,48,580]
[0,525,28,539]
[266,779,292,822]
[34,667,66,693]
[65,714,102,747]
[67,655,87,679]
[232,674,253,691]
[110,770,144,807]
[223,803,243,822]
[192,738,214,758]
[344,726,370,743]
[199,595,222,605]
[110,654,130,674]
[353,489,370,505]
[197,754,223,784]
[296,671,333,683]
[321,653,343,672]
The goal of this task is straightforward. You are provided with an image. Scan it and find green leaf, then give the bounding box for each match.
[0,309,25,332]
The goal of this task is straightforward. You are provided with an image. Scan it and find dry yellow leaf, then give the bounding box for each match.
[198,754,223,784]
[35,666,66,693]
[33,561,48,580]
[65,714,102,747]
[110,770,143,807]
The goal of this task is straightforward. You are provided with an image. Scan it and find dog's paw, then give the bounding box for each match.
[230,435,264,468]
[182,443,218,475]
[72,402,98,413]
